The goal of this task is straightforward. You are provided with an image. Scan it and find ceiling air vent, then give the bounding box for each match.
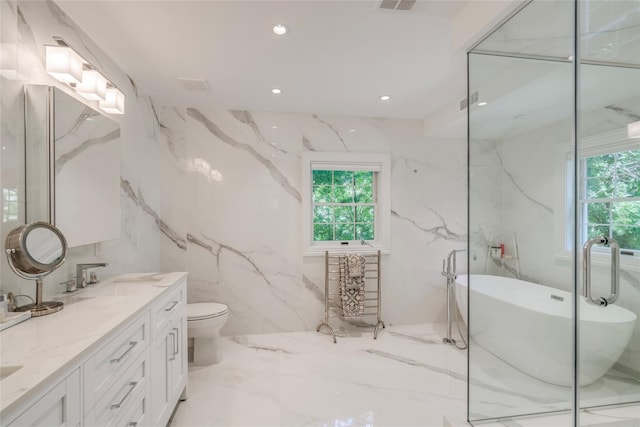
[460,91,479,111]
[177,78,211,92]
[378,0,417,12]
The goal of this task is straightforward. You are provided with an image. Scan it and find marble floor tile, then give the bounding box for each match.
[170,324,638,427]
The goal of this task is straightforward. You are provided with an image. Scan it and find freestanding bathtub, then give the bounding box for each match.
[455,274,636,386]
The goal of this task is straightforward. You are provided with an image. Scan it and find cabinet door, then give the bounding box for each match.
[149,322,172,427]
[8,369,81,427]
[169,311,187,402]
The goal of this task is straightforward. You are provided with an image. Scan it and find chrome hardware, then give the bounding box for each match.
[111,341,138,363]
[169,332,176,361]
[441,249,476,349]
[111,382,137,409]
[76,263,107,288]
[164,300,178,312]
[173,327,179,355]
[582,235,620,307]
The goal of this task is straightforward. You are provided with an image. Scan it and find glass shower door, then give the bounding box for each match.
[467,1,576,422]
[467,0,640,425]
[577,1,640,424]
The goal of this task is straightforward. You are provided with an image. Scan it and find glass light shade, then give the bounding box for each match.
[76,70,108,101]
[45,45,83,84]
[99,88,125,114]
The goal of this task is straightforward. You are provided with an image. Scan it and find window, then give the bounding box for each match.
[3,188,18,222]
[302,152,390,255]
[581,149,640,255]
[555,128,640,269]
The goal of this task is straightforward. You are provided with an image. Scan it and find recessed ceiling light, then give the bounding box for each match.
[271,88,282,95]
[1,146,6,150]
[272,125,278,129]
[477,101,488,106]
[349,129,356,133]
[379,95,390,101]
[272,24,287,35]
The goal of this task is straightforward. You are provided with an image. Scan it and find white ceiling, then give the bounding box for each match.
[54,0,515,120]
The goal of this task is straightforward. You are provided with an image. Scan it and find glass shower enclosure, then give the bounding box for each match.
[467,0,639,425]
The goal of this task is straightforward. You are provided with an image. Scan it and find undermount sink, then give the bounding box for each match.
[0,365,22,381]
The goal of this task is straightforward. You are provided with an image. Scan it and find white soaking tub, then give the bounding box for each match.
[455,274,636,386]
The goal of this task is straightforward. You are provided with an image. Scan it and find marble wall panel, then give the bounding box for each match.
[181,109,468,335]
[0,0,164,299]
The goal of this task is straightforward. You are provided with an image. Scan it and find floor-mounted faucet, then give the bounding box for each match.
[76,263,107,288]
[441,249,476,349]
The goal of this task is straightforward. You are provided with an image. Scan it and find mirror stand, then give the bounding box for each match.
[5,222,68,317]
[5,254,65,316]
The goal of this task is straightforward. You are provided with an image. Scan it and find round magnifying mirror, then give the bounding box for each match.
[5,221,67,316]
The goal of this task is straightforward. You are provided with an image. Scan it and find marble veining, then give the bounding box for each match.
[312,114,349,151]
[121,178,186,250]
[302,135,315,151]
[392,208,464,242]
[188,108,301,202]
[302,275,324,303]
[495,147,553,214]
[605,104,640,122]
[230,110,288,155]
[55,128,120,173]
[151,102,187,166]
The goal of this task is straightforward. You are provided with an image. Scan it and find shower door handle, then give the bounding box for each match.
[582,235,620,307]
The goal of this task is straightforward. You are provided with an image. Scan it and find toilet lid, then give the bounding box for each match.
[188,302,228,320]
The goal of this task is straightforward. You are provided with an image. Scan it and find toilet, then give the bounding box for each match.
[187,302,229,366]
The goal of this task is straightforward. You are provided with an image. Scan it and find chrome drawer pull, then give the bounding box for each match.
[169,332,176,361]
[164,300,179,312]
[111,381,137,409]
[173,327,179,355]
[111,341,138,363]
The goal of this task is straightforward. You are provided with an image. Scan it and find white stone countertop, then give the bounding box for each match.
[0,271,188,420]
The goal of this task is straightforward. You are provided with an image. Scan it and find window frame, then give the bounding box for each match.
[302,151,391,256]
[554,128,640,271]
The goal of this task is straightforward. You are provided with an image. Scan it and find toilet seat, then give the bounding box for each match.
[188,302,228,321]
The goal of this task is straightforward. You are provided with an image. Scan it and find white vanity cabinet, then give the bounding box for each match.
[7,369,81,427]
[150,282,187,427]
[0,273,188,427]
[83,312,151,427]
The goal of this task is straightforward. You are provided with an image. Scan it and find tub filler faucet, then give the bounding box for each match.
[76,263,108,288]
[441,249,476,349]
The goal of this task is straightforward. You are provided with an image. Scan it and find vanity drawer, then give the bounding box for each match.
[85,347,150,427]
[84,312,150,413]
[150,282,185,338]
[114,379,150,427]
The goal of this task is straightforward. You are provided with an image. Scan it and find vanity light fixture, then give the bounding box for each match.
[99,88,125,114]
[272,24,288,35]
[379,95,390,101]
[76,69,108,101]
[45,40,125,114]
[272,88,282,95]
[45,45,83,84]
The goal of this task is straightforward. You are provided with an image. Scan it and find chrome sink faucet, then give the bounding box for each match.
[76,263,107,288]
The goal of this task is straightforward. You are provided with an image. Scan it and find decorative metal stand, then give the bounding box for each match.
[5,222,67,317]
[316,250,384,343]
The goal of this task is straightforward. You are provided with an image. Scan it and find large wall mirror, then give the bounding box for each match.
[25,85,121,247]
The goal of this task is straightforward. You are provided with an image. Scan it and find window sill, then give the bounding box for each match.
[304,244,390,257]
